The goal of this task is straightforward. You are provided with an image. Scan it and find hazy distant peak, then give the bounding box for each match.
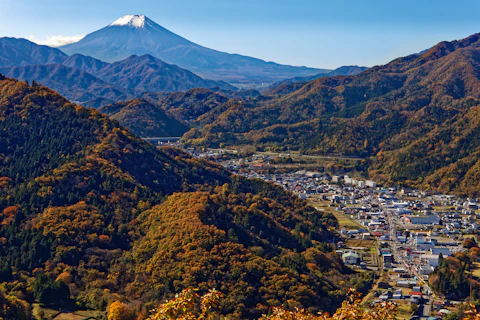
[60,14,327,83]
[109,14,148,28]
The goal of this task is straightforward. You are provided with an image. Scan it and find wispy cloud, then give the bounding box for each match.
[27,34,85,47]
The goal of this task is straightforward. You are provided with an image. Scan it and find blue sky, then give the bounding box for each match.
[1,0,480,69]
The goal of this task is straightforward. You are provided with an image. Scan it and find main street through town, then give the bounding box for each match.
[387,213,433,319]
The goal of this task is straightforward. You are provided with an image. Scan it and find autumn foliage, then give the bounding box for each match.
[0,77,367,318]
[149,289,397,320]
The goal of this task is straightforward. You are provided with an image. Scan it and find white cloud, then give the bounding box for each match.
[29,35,85,47]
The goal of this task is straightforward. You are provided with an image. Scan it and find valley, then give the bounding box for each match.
[1,5,480,320]
[184,146,480,319]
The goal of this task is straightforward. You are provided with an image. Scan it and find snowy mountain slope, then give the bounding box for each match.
[60,14,328,84]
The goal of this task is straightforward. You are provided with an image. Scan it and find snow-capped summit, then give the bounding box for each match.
[60,14,325,83]
[109,14,147,28]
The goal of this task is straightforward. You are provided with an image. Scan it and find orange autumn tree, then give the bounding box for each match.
[108,301,136,320]
[148,289,224,320]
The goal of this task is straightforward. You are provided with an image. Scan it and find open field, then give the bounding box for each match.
[472,262,480,278]
[345,239,376,248]
[32,305,103,320]
[332,211,363,228]
[53,314,87,320]
[308,197,364,229]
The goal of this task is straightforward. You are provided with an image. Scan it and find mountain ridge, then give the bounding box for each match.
[184,32,480,197]
[264,65,369,95]
[93,54,235,92]
[0,63,134,104]
[98,98,190,137]
[0,37,235,107]
[0,37,67,67]
[59,14,329,84]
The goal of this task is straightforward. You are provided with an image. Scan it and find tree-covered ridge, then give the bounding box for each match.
[429,239,480,300]
[145,288,399,320]
[184,33,480,196]
[99,99,190,137]
[0,76,363,318]
[123,189,359,318]
[0,75,228,273]
[158,88,229,122]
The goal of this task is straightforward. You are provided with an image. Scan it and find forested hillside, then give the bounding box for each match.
[184,33,480,196]
[98,99,190,137]
[0,75,369,318]
[157,88,229,121]
[264,65,369,93]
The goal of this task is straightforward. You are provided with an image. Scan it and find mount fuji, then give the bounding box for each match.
[60,14,328,84]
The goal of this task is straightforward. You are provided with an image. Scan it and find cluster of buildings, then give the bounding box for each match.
[184,149,480,317]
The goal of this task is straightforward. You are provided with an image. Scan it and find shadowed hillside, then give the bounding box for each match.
[0,75,369,318]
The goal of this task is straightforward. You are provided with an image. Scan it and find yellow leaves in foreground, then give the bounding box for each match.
[148,288,224,320]
[263,289,397,320]
[148,289,396,320]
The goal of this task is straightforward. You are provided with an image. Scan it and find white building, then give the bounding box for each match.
[342,251,360,265]
[366,180,377,188]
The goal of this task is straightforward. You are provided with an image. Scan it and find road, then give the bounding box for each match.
[144,136,182,143]
[387,212,434,320]
[421,297,432,319]
[257,151,364,161]
[336,198,440,319]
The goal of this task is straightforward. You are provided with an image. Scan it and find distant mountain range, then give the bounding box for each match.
[0,37,234,106]
[93,54,234,93]
[59,14,329,84]
[0,37,67,66]
[264,65,369,94]
[0,63,134,103]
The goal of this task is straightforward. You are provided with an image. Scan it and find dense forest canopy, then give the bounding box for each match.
[0,76,369,318]
[429,239,480,300]
[98,99,190,137]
